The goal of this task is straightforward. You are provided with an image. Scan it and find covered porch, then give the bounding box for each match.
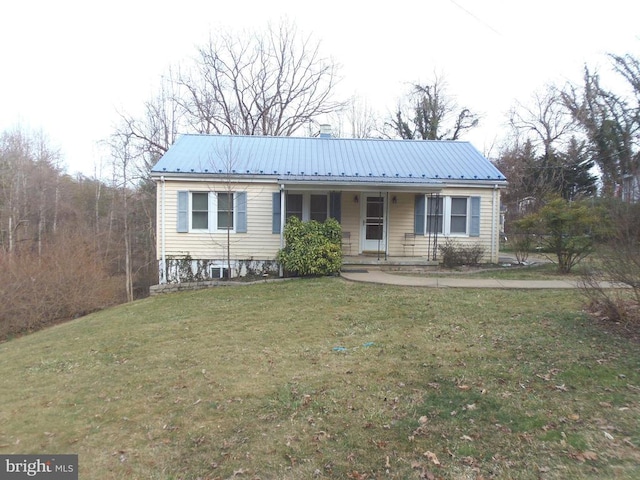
[278,181,446,261]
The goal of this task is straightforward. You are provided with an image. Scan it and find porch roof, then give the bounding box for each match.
[151,134,507,186]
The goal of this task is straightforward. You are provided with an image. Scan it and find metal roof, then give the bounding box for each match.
[151,134,506,184]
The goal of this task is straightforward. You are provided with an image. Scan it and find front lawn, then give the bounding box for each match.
[1,279,638,479]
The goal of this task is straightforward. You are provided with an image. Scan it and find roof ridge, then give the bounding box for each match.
[176,133,471,144]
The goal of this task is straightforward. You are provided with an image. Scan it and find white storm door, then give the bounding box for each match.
[361,195,386,252]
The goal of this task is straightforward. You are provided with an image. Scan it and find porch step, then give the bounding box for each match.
[343,255,439,269]
[340,268,370,273]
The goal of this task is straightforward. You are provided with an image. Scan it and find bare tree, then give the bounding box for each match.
[504,85,589,203]
[117,71,181,175]
[176,20,344,137]
[345,95,380,138]
[107,128,136,302]
[390,74,479,140]
[0,129,61,257]
[509,85,575,159]
[561,55,640,195]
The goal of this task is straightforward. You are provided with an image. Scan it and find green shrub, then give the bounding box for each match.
[277,217,342,276]
[519,197,605,273]
[439,239,485,268]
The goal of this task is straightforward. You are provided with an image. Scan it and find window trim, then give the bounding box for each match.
[448,197,469,235]
[188,191,237,233]
[285,191,329,223]
[421,195,471,237]
[190,191,210,231]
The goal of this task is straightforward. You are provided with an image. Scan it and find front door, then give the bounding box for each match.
[361,195,386,252]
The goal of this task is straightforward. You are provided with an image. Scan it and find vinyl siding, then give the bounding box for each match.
[339,195,361,254]
[388,193,417,256]
[157,180,502,263]
[158,180,281,261]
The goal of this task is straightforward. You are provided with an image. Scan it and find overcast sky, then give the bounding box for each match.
[1,0,639,175]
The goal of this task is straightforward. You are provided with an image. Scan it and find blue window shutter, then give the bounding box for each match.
[236,192,247,233]
[177,191,188,232]
[272,192,281,234]
[329,192,341,222]
[470,196,481,237]
[414,195,425,235]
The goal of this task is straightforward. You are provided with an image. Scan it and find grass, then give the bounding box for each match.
[1,278,639,479]
[390,261,586,280]
[452,262,578,280]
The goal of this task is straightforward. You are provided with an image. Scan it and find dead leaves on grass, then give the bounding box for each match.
[423,450,441,466]
[410,416,430,439]
[346,471,368,480]
[410,461,439,480]
[535,368,561,382]
[570,450,599,462]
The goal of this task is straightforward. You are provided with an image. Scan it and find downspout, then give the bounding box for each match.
[385,192,389,261]
[491,184,498,263]
[160,175,167,284]
[279,184,285,277]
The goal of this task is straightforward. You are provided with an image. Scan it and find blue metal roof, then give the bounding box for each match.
[151,134,506,183]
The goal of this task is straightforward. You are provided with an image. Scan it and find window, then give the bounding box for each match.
[210,265,230,279]
[273,192,339,234]
[416,195,478,236]
[191,192,209,230]
[310,194,328,222]
[286,193,328,222]
[450,197,468,234]
[180,191,243,233]
[217,192,234,230]
[286,194,303,220]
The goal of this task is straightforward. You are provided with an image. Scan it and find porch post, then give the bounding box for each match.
[279,185,285,277]
[385,192,389,260]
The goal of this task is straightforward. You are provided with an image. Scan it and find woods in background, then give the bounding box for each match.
[0,128,156,339]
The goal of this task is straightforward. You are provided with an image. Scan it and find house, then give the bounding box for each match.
[150,131,507,283]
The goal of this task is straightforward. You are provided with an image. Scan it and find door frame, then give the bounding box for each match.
[359,193,387,253]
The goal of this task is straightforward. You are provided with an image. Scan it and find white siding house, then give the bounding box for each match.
[151,133,507,283]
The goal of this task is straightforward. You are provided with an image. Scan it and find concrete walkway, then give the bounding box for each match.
[340,269,619,289]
